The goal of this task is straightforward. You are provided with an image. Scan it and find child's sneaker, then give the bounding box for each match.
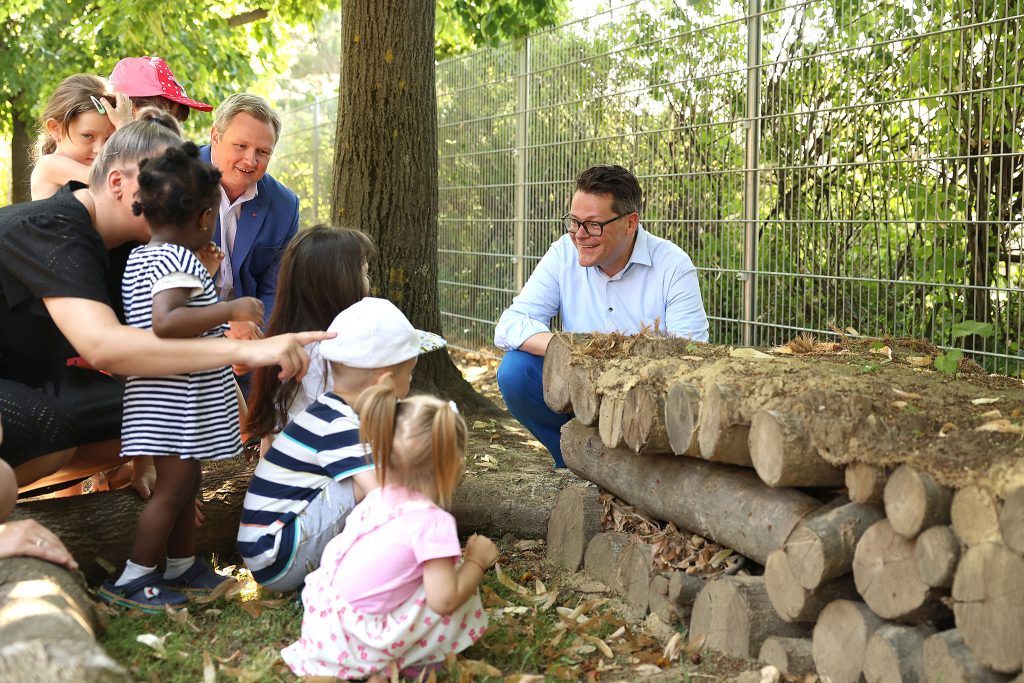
[159,559,232,596]
[98,572,188,614]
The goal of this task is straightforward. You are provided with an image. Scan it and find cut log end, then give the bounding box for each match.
[884,464,952,539]
[952,542,1024,673]
[697,383,752,466]
[758,636,815,676]
[665,379,700,456]
[546,486,603,572]
[750,410,843,488]
[583,532,629,590]
[812,599,886,683]
[845,462,887,506]
[951,485,1003,547]
[913,525,961,589]
[863,624,934,683]
[923,629,1014,683]
[541,335,574,413]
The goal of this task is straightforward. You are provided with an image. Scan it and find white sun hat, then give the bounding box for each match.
[319,297,447,368]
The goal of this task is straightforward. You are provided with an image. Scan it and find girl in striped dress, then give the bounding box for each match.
[98,141,264,612]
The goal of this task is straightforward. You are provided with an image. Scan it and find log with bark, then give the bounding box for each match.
[583,532,629,590]
[812,599,886,683]
[749,409,844,488]
[689,576,809,659]
[697,382,753,466]
[15,458,564,583]
[758,636,815,676]
[568,362,602,427]
[951,485,1003,547]
[648,571,704,625]
[997,486,1024,555]
[542,334,575,414]
[764,549,857,623]
[883,464,952,539]
[0,558,129,682]
[784,501,883,590]
[546,485,603,571]
[845,462,887,506]
[913,525,961,589]
[862,623,935,683]
[561,421,821,565]
[852,518,946,623]
[951,542,1024,673]
[923,629,1013,683]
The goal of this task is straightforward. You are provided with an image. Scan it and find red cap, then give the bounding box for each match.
[109,56,213,112]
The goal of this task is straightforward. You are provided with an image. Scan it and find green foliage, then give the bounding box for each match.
[934,348,963,375]
[435,0,569,58]
[952,321,995,339]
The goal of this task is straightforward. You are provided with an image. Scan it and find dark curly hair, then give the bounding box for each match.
[131,141,221,229]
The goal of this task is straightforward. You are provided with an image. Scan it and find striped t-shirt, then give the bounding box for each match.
[237,392,374,584]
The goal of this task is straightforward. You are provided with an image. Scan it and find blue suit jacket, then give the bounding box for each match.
[199,145,299,324]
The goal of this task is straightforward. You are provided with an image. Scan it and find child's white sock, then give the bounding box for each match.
[115,560,156,586]
[163,556,196,580]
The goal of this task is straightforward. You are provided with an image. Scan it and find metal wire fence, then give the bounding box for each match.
[275,0,1024,376]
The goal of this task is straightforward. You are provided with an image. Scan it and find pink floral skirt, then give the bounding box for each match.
[281,583,488,679]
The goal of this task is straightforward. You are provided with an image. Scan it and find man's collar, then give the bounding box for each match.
[626,224,653,268]
[220,182,259,210]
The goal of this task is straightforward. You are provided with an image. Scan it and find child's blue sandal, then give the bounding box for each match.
[159,559,231,595]
[97,572,188,613]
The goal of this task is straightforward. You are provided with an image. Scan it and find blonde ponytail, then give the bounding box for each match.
[355,383,398,486]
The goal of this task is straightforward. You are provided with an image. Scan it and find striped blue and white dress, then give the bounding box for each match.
[119,242,241,460]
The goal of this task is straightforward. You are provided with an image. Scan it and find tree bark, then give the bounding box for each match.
[689,576,809,659]
[913,525,961,589]
[812,599,887,683]
[542,335,574,414]
[883,465,952,540]
[561,421,821,565]
[852,519,946,623]
[923,630,1013,683]
[546,486,602,571]
[951,486,1002,547]
[863,623,935,683]
[758,636,815,676]
[749,409,843,488]
[583,532,629,590]
[0,558,129,682]
[331,0,489,411]
[952,542,1024,673]
[845,462,887,506]
[11,111,32,205]
[764,549,857,623]
[784,501,883,590]
[997,486,1024,555]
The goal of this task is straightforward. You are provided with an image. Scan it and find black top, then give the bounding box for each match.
[0,182,131,386]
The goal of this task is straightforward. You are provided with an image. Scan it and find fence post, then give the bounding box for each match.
[741,0,762,347]
[513,38,530,292]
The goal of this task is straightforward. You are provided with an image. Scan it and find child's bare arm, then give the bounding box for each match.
[151,288,263,339]
[351,469,378,501]
[30,155,91,200]
[422,534,499,615]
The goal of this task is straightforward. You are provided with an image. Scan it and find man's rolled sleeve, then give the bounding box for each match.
[665,259,710,342]
[494,245,563,351]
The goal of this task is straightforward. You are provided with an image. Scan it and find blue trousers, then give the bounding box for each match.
[496,350,573,468]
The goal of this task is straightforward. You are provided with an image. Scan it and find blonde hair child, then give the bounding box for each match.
[31,74,132,200]
[281,387,495,680]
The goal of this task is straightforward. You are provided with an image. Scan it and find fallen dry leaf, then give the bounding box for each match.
[503,675,545,683]
[203,652,215,683]
[906,355,932,367]
[136,633,169,658]
[975,419,1024,435]
[578,633,614,658]
[239,602,262,618]
[971,397,1001,405]
[685,632,706,655]
[938,422,958,438]
[980,409,1002,419]
[730,347,774,360]
[892,388,923,400]
[461,659,503,679]
[891,400,908,409]
[663,632,684,663]
[95,556,117,576]
[870,345,893,361]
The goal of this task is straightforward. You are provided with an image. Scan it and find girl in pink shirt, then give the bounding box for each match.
[281,387,497,680]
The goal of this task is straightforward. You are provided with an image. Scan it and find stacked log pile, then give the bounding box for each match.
[543,332,1024,680]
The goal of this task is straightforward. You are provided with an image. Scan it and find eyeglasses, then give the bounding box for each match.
[561,212,629,237]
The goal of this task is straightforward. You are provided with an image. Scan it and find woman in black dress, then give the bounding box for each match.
[0,109,325,494]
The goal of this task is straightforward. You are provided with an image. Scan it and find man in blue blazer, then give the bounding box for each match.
[200,93,299,330]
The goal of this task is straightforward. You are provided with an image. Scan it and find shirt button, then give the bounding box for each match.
[608,307,613,311]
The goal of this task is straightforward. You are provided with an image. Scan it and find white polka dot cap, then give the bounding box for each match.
[319,298,447,369]
[109,56,213,112]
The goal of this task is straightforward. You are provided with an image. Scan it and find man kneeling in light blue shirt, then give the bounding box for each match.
[493,165,710,467]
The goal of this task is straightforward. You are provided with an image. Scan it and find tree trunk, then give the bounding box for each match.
[758,636,815,676]
[913,525,961,589]
[845,463,887,506]
[863,623,935,683]
[561,421,821,565]
[852,519,946,623]
[883,465,952,540]
[749,409,843,488]
[546,486,602,571]
[332,0,490,411]
[997,486,1024,555]
[665,378,701,456]
[812,599,887,683]
[764,549,857,623]
[951,486,1002,547]
[542,335,574,413]
[689,576,809,659]
[952,542,1024,673]
[11,111,32,204]
[616,539,653,621]
[697,382,752,466]
[923,630,1013,683]
[583,532,629,590]
[784,501,883,590]
[568,362,602,426]
[0,558,129,682]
